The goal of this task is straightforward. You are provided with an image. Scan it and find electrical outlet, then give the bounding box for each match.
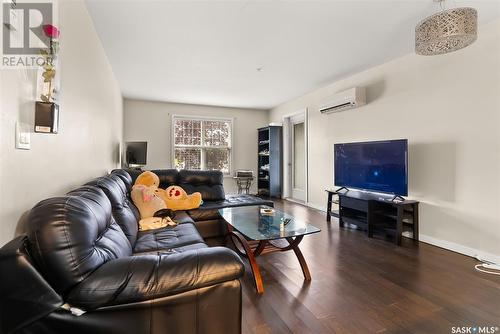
[15,122,31,150]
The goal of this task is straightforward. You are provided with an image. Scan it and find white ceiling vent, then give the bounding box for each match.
[319,87,366,114]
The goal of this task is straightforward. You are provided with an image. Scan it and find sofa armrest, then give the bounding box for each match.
[0,236,63,334]
[66,247,244,310]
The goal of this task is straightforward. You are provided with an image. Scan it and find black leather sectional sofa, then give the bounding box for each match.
[122,168,273,240]
[0,169,273,334]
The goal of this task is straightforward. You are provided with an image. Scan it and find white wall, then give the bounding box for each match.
[270,20,500,261]
[123,99,268,194]
[0,0,123,246]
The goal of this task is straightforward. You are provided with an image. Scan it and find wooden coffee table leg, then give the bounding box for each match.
[286,236,311,280]
[229,231,265,294]
[226,228,313,292]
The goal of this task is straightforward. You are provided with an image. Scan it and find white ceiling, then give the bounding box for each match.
[85,0,500,110]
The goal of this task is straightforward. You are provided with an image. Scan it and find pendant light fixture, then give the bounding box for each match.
[415,0,477,56]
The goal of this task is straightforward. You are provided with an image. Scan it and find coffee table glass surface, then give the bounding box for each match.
[219,205,320,240]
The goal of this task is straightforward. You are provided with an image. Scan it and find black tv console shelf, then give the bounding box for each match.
[326,189,419,245]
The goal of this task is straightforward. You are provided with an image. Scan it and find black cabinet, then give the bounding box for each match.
[326,189,419,245]
[258,126,282,198]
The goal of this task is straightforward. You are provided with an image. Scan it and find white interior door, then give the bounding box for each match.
[284,110,306,202]
[282,109,308,203]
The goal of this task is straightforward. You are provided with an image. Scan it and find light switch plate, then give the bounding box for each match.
[15,122,31,150]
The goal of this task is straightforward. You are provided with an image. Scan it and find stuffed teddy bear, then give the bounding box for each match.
[131,184,179,231]
[133,171,203,211]
[130,184,166,219]
[135,171,160,188]
[134,171,169,207]
[157,185,202,211]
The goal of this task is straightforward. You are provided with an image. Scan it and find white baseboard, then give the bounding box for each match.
[284,198,326,212]
[305,202,326,212]
[284,198,306,205]
[286,200,500,265]
[419,234,500,265]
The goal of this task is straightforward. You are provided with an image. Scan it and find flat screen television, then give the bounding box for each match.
[126,141,147,166]
[334,139,408,196]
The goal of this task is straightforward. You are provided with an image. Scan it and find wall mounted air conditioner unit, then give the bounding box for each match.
[319,87,366,114]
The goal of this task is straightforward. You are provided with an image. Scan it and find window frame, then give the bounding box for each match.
[171,114,234,175]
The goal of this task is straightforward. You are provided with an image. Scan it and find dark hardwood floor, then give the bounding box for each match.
[236,200,500,334]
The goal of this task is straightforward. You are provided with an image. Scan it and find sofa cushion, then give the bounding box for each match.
[178,170,225,201]
[111,169,134,192]
[27,186,132,294]
[113,168,143,186]
[86,175,140,246]
[186,208,221,222]
[133,242,208,256]
[195,194,274,211]
[151,169,179,188]
[172,210,196,224]
[133,223,205,254]
[114,169,227,201]
[66,247,244,310]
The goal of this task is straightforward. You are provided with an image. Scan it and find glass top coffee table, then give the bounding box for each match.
[219,205,321,294]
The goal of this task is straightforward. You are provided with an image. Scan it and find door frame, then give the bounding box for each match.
[282,108,308,203]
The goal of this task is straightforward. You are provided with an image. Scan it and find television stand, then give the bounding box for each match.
[325,189,419,245]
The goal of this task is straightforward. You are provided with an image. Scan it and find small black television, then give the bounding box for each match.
[334,139,408,196]
[126,142,147,166]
